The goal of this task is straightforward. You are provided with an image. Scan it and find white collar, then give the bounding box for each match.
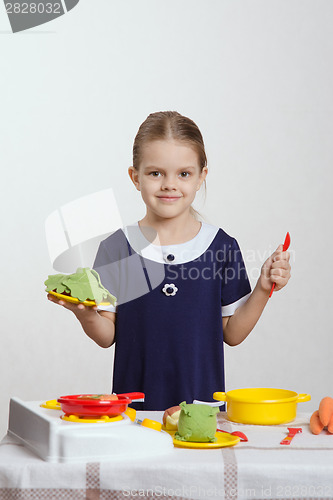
[123,222,219,264]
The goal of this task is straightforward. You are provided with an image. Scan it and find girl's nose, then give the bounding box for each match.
[161,175,177,190]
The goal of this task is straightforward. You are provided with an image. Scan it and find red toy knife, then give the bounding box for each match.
[269,232,291,298]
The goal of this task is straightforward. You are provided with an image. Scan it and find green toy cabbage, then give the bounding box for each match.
[45,267,116,306]
[175,402,219,442]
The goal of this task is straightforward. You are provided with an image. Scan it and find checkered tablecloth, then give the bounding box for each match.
[0,412,333,500]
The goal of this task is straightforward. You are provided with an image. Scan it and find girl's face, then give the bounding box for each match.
[129,139,208,221]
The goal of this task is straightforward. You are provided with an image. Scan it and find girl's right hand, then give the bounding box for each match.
[48,293,115,348]
[47,293,98,319]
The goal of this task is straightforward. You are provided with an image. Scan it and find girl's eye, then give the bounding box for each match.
[180,172,190,178]
[149,171,161,177]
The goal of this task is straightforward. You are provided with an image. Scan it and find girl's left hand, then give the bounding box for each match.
[259,245,291,293]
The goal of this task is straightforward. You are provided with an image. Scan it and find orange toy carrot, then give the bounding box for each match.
[310,397,333,435]
[318,397,333,427]
[310,410,324,435]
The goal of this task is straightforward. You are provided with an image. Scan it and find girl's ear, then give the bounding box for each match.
[128,166,141,191]
[197,166,208,191]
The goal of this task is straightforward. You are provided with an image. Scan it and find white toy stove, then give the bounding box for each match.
[7,397,173,463]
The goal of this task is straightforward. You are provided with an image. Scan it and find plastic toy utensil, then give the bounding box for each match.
[217,428,248,442]
[269,232,291,298]
[280,427,302,445]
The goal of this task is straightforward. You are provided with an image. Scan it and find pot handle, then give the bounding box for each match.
[116,392,145,401]
[296,393,311,403]
[213,392,227,402]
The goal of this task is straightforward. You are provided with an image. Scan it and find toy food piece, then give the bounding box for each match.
[162,406,181,425]
[310,397,333,435]
[163,406,181,430]
[310,411,324,435]
[45,267,116,306]
[174,402,219,443]
[77,394,119,401]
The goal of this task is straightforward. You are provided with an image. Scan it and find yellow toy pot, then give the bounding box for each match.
[213,388,311,425]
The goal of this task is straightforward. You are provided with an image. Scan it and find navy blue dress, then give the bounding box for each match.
[93,222,251,410]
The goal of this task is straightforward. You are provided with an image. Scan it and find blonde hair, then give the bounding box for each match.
[132,111,207,218]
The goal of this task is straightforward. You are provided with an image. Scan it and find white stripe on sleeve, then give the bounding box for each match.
[221,292,251,317]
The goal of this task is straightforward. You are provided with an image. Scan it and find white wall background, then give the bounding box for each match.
[0,0,332,438]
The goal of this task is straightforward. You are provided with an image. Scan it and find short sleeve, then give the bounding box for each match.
[93,229,155,312]
[93,241,119,313]
[221,239,251,317]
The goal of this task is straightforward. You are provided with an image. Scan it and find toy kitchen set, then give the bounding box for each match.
[7,387,315,464]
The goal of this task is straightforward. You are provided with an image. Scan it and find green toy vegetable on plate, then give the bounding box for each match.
[45,267,117,306]
[175,402,219,443]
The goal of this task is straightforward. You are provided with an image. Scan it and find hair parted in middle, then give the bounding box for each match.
[132,111,207,173]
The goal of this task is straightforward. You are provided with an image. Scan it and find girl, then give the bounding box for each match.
[48,111,291,410]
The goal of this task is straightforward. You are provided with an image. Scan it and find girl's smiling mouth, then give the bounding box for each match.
[157,196,182,202]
